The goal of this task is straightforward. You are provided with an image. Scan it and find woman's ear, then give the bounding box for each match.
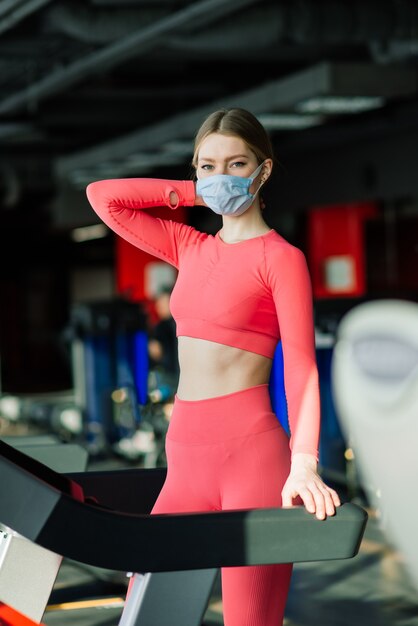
[260,158,273,185]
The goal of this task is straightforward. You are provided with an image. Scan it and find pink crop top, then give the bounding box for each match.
[86,178,320,459]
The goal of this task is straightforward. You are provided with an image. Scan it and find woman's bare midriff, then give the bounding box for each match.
[176,336,273,400]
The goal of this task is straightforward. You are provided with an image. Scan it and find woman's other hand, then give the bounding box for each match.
[281,453,341,520]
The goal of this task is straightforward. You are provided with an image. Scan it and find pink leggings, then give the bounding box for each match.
[152,384,293,626]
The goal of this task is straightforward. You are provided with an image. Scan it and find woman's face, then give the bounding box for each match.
[196,133,261,181]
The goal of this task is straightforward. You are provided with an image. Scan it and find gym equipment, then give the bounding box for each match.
[69,299,149,454]
[316,340,346,474]
[0,391,83,440]
[0,438,89,623]
[332,299,418,590]
[269,341,288,433]
[0,439,367,625]
[0,437,128,613]
[1,436,89,474]
[270,338,348,477]
[0,602,45,626]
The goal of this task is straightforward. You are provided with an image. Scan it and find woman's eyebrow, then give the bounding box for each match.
[198,154,249,162]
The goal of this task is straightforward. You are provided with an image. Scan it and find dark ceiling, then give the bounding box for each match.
[1,0,418,228]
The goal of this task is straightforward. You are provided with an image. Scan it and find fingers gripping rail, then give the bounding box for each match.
[0,441,367,573]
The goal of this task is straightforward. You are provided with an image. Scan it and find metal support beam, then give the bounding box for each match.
[0,0,53,35]
[0,0,263,115]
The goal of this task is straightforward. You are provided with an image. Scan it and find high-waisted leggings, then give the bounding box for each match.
[151,383,293,626]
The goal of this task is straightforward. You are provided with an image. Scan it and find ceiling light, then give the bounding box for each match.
[296,96,385,115]
[71,224,109,242]
[124,153,186,169]
[258,113,324,129]
[162,140,193,155]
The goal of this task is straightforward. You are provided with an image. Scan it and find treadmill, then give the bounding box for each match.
[0,440,367,626]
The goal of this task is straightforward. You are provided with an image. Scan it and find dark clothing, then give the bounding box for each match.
[150,317,179,379]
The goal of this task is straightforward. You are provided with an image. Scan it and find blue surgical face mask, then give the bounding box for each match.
[196,161,265,217]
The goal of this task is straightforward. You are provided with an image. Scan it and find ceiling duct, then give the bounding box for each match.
[42,3,171,44]
[0,162,21,209]
[288,0,394,45]
[0,122,37,141]
[43,1,285,49]
[1,0,417,117]
[40,0,418,52]
[56,61,418,186]
[0,0,262,116]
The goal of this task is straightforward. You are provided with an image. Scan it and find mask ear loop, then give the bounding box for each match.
[259,187,266,212]
[257,162,269,211]
[251,161,267,199]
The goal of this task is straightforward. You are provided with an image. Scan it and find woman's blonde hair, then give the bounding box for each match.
[192,108,274,169]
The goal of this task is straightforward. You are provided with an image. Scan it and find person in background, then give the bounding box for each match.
[86,107,341,626]
[148,285,179,401]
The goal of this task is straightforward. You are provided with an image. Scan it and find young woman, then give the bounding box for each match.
[86,108,341,626]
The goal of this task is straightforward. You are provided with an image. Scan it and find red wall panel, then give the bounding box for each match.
[307,202,377,298]
[115,205,188,311]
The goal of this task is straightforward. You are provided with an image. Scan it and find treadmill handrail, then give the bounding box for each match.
[0,441,368,573]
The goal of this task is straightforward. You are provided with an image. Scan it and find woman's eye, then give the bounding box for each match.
[201,164,214,171]
[231,161,246,168]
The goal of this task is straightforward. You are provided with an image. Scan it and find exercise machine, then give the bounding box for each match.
[332,298,418,591]
[69,298,149,455]
[0,439,367,625]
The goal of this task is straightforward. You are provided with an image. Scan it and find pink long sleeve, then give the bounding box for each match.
[264,242,320,460]
[86,180,320,458]
[86,178,198,268]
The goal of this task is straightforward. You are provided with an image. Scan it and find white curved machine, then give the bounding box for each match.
[332,299,418,590]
